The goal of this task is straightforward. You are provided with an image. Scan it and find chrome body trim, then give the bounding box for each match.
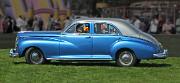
[46,58,113,61]
[9,49,19,58]
[153,49,168,59]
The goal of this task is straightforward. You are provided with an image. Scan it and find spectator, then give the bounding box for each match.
[139,21,147,32]
[144,16,151,32]
[6,16,13,33]
[32,16,39,31]
[64,17,70,28]
[157,15,165,34]
[2,16,8,33]
[0,14,3,32]
[11,17,16,32]
[38,16,44,31]
[162,19,174,34]
[47,14,55,30]
[132,16,141,29]
[54,18,61,30]
[16,15,26,31]
[149,15,159,34]
[176,16,180,33]
[27,17,34,31]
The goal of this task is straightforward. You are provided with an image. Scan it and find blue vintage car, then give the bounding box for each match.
[9,18,168,67]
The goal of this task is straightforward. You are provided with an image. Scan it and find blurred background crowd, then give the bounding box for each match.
[0,14,178,35]
[0,14,70,32]
[0,0,180,35]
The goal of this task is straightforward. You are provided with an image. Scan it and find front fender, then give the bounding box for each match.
[111,39,156,60]
[18,37,60,58]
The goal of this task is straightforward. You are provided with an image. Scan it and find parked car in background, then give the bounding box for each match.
[9,18,168,67]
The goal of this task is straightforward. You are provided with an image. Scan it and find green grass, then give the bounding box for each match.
[0,49,180,83]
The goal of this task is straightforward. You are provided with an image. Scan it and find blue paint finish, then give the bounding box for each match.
[17,32,60,58]
[13,19,167,61]
[110,36,158,59]
[92,35,120,55]
[60,33,92,56]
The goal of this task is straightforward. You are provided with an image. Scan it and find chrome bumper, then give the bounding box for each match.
[153,49,168,59]
[9,49,19,58]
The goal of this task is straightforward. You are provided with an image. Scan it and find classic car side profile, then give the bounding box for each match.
[9,18,168,67]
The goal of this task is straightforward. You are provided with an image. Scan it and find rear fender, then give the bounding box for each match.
[110,41,155,60]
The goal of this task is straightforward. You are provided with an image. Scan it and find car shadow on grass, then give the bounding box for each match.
[50,61,117,67]
[53,62,172,67]
[13,61,171,67]
[135,63,171,67]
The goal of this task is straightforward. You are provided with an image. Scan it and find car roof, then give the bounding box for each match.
[64,18,142,37]
[73,18,126,23]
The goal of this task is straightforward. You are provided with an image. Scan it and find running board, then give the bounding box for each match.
[46,58,113,61]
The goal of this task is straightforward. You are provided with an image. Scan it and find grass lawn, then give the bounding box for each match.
[0,49,180,83]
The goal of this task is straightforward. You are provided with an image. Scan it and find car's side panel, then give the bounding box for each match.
[60,34,92,56]
[18,37,60,58]
[92,35,120,55]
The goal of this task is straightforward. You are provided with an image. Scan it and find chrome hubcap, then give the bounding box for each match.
[119,51,133,66]
[30,52,42,63]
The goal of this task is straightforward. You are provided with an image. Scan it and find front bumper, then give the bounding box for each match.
[153,49,168,59]
[9,49,19,58]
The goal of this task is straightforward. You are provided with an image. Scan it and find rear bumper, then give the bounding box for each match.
[9,49,19,58]
[153,49,168,59]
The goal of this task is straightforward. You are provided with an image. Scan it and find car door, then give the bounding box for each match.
[60,23,92,59]
[92,22,121,59]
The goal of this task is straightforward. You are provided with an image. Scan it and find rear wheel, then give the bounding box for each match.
[116,50,137,67]
[25,47,46,64]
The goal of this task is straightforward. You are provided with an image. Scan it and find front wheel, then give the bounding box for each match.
[116,50,137,67]
[25,47,46,64]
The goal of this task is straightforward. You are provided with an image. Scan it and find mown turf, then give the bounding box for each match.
[0,49,180,83]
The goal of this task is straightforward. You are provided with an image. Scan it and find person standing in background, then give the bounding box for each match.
[27,17,34,31]
[32,16,39,31]
[149,15,159,34]
[6,16,13,33]
[2,16,8,33]
[64,17,70,28]
[162,19,174,34]
[54,18,61,30]
[38,16,44,31]
[157,15,165,34]
[11,17,16,32]
[132,16,141,29]
[47,14,55,30]
[0,14,3,32]
[16,15,26,31]
[176,16,180,33]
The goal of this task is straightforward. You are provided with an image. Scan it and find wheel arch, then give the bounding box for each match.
[115,48,136,59]
[21,46,44,57]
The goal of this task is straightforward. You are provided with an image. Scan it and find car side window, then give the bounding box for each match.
[65,24,76,33]
[94,23,119,35]
[65,23,90,33]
